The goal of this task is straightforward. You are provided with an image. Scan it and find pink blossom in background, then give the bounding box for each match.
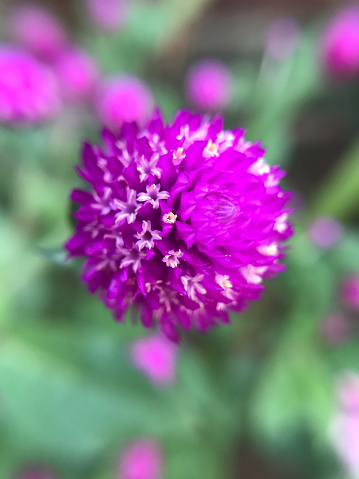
[0,47,61,125]
[185,60,233,111]
[10,6,68,60]
[117,439,163,479]
[266,18,301,61]
[332,373,359,476]
[308,216,343,249]
[321,7,359,79]
[86,0,127,31]
[342,274,359,311]
[130,334,178,385]
[54,48,99,102]
[95,76,153,131]
[319,313,351,345]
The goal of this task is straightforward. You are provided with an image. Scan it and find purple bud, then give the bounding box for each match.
[321,7,359,79]
[342,274,359,311]
[130,333,178,385]
[319,313,350,345]
[185,60,233,111]
[308,216,343,249]
[117,439,163,479]
[86,0,127,31]
[266,18,301,61]
[0,46,61,125]
[10,6,68,60]
[54,48,99,102]
[95,76,153,131]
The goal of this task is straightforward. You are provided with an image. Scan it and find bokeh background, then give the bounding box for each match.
[1,0,359,478]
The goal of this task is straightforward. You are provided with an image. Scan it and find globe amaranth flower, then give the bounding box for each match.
[65,109,293,341]
[321,7,359,79]
[96,76,153,131]
[86,0,127,31]
[0,47,61,125]
[185,60,233,111]
[117,439,163,479]
[10,5,68,60]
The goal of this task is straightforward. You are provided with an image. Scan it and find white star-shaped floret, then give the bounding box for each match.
[137,184,170,209]
[257,244,279,256]
[240,265,267,284]
[181,274,207,301]
[134,220,162,251]
[111,187,140,224]
[274,213,288,233]
[119,247,146,273]
[172,147,186,166]
[91,187,113,215]
[162,249,183,268]
[203,140,220,158]
[137,155,162,182]
[215,274,236,300]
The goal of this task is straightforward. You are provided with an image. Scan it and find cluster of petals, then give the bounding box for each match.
[66,109,293,341]
[0,47,61,125]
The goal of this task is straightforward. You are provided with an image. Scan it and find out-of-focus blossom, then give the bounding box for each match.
[65,109,293,341]
[308,216,343,249]
[117,439,163,479]
[319,313,351,345]
[266,18,301,61]
[342,274,359,311]
[86,0,127,31]
[54,48,99,102]
[15,466,55,479]
[185,60,233,111]
[321,7,359,79]
[0,47,61,125]
[95,76,153,131]
[130,334,178,385]
[10,5,68,60]
[332,373,359,476]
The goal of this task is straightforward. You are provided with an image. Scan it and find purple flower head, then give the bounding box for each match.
[130,333,178,385]
[96,76,153,132]
[321,7,359,79]
[319,312,351,345]
[308,216,343,249]
[117,439,163,479]
[332,373,359,476]
[65,109,293,341]
[185,60,233,111]
[342,274,359,311]
[54,48,99,102]
[0,47,61,125]
[86,0,127,31]
[10,5,68,60]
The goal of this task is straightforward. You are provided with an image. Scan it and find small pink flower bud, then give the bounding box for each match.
[342,274,359,311]
[130,334,178,385]
[185,60,233,111]
[308,216,343,249]
[11,6,68,60]
[117,439,163,479]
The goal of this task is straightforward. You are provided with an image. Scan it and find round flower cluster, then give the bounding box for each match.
[0,47,60,124]
[66,110,293,341]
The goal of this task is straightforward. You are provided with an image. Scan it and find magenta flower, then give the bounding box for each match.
[96,76,153,131]
[319,313,350,345]
[0,47,61,125]
[185,60,233,111]
[321,7,359,79]
[86,0,127,31]
[332,373,359,476]
[308,216,343,249]
[65,109,293,341]
[130,333,178,385]
[117,439,163,479]
[342,274,359,311]
[10,5,68,60]
[54,48,99,102]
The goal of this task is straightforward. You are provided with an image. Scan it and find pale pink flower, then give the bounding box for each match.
[117,439,163,479]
